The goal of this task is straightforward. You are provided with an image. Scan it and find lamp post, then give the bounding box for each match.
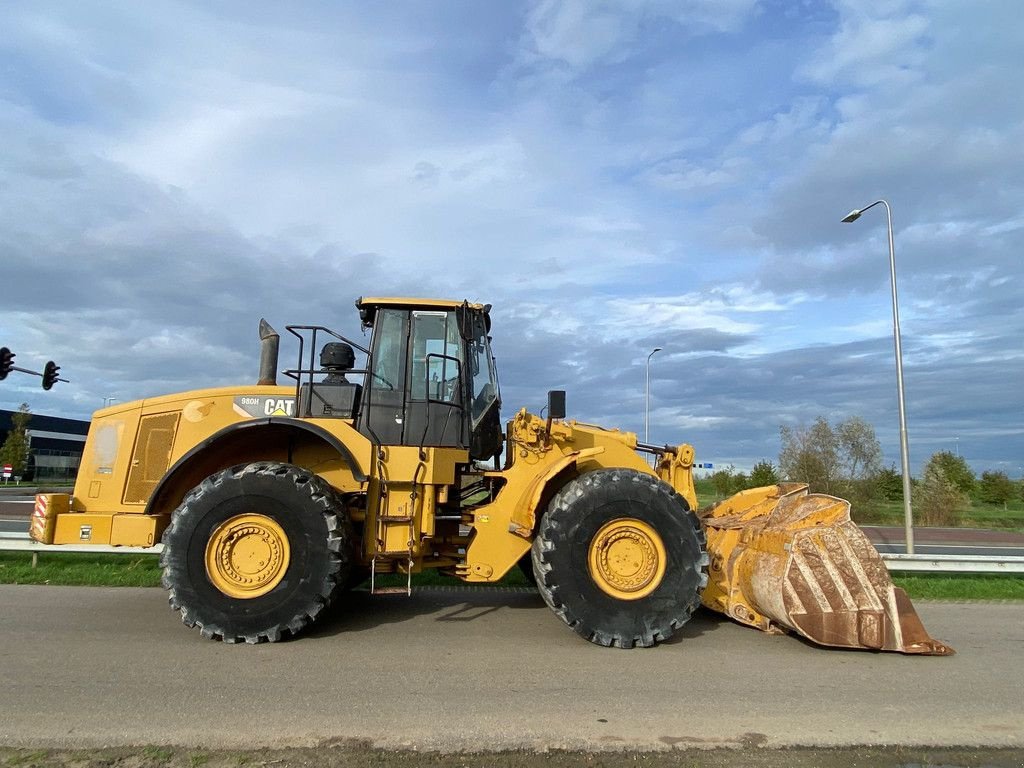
[645,347,662,443]
[842,199,914,554]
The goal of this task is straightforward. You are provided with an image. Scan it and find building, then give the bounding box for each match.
[0,409,90,482]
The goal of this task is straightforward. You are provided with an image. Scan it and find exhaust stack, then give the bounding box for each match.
[258,318,279,386]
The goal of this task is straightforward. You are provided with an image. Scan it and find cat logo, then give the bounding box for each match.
[232,396,297,419]
[263,398,295,416]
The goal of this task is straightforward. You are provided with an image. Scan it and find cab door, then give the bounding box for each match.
[402,310,466,448]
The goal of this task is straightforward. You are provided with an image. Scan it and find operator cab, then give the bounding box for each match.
[355,297,502,462]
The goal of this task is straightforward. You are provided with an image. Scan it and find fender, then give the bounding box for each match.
[145,417,367,516]
[507,446,605,538]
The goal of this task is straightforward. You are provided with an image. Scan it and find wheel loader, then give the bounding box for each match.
[31,297,951,654]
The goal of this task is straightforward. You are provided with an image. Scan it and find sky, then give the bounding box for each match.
[1,0,1021,478]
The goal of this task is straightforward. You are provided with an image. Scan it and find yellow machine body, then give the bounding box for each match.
[456,408,696,582]
[31,296,950,654]
[42,385,370,545]
[33,392,696,586]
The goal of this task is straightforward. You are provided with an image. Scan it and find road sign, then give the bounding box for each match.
[2,464,12,479]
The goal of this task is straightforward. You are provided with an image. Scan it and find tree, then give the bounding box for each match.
[710,466,736,499]
[779,416,882,503]
[836,417,883,482]
[876,464,904,502]
[0,403,31,476]
[779,417,841,495]
[835,416,883,508]
[926,451,976,495]
[978,471,1015,506]
[732,471,749,493]
[749,460,779,487]
[916,464,967,526]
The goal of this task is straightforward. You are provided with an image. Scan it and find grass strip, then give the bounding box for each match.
[2,552,1021,599]
[891,572,1024,600]
[0,552,163,587]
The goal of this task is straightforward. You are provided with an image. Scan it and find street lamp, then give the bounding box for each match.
[102,397,117,408]
[842,199,915,554]
[645,347,662,443]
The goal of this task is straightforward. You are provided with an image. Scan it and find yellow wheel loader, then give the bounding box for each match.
[31,297,951,654]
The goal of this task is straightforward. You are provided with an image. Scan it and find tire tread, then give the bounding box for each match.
[532,468,706,649]
[160,462,352,643]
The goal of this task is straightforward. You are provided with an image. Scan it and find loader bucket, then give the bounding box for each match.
[697,483,953,655]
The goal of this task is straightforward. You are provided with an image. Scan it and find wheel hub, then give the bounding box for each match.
[588,518,667,600]
[205,513,290,599]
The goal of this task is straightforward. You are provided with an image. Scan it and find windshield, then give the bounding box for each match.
[469,312,499,426]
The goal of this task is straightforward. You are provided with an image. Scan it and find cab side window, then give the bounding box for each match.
[372,309,406,393]
[469,316,498,425]
[410,311,462,403]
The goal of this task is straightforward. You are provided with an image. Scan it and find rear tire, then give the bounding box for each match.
[160,462,353,643]
[531,469,707,648]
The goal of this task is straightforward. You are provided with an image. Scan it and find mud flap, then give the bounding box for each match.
[699,483,953,655]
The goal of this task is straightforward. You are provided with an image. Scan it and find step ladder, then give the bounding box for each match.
[370,554,414,596]
[368,456,425,597]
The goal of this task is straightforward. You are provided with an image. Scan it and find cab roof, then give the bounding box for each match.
[356,297,486,311]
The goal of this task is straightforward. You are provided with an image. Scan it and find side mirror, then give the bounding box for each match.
[547,390,566,419]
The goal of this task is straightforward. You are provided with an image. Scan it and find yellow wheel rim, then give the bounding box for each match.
[205,514,291,599]
[588,518,667,601]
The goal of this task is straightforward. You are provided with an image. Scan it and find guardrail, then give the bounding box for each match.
[880,553,1024,573]
[2,531,1023,573]
[0,533,161,555]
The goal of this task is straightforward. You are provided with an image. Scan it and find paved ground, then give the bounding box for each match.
[863,525,1024,558]
[0,497,34,520]
[0,585,1021,751]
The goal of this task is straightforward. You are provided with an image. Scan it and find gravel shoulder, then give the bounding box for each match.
[3,746,1024,768]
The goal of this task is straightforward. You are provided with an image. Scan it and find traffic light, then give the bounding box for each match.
[0,347,13,380]
[42,360,60,390]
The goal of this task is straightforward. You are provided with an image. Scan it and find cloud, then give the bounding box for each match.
[2,1,1022,479]
[799,2,931,88]
[518,0,758,72]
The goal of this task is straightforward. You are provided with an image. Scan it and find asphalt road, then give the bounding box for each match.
[0,496,34,528]
[863,525,1024,558]
[0,585,1021,751]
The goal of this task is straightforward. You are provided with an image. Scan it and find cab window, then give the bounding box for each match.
[410,311,462,403]
[371,309,406,392]
[469,314,498,425]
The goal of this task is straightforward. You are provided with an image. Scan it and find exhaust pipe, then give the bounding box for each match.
[258,318,279,386]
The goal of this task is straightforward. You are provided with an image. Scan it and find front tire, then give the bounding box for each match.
[532,469,707,648]
[160,462,352,643]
